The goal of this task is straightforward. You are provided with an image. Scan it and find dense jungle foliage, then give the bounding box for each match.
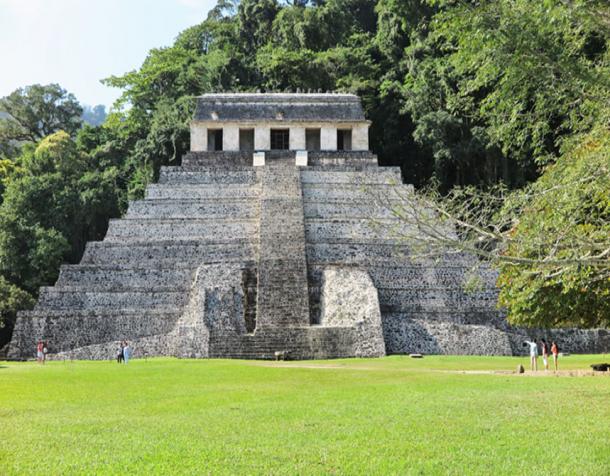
[0,0,608,345]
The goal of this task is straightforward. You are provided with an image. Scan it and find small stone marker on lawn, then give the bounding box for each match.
[409,353,423,359]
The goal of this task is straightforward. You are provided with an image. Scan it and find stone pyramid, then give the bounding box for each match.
[8,96,608,360]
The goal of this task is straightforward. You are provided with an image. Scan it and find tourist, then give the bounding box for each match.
[524,340,538,371]
[42,341,48,364]
[36,340,44,364]
[123,341,131,364]
[540,339,549,371]
[117,341,124,364]
[551,341,559,371]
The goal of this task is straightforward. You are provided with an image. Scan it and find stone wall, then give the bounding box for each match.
[319,267,385,357]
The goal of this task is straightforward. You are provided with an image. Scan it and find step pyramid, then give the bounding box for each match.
[8,151,609,360]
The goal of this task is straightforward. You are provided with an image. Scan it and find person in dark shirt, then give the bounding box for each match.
[117,341,124,364]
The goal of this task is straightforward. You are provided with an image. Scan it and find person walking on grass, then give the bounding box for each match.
[551,341,559,371]
[524,340,538,371]
[540,339,549,371]
[36,340,44,364]
[117,341,124,364]
[123,341,131,364]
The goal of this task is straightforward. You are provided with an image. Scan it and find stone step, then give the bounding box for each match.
[145,184,260,200]
[14,309,180,356]
[207,326,366,359]
[175,165,258,172]
[300,169,402,184]
[36,288,187,310]
[381,311,505,327]
[302,184,411,201]
[305,243,479,267]
[181,151,253,167]
[105,218,258,241]
[308,151,377,160]
[305,219,414,243]
[307,264,498,289]
[158,167,259,185]
[20,308,180,319]
[307,157,378,168]
[377,288,499,312]
[81,240,257,266]
[56,265,195,289]
[126,199,259,219]
[307,285,499,310]
[54,264,247,292]
[303,202,405,219]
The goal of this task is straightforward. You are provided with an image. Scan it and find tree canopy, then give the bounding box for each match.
[0,84,83,159]
[497,123,610,328]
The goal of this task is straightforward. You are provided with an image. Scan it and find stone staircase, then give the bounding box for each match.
[256,165,310,328]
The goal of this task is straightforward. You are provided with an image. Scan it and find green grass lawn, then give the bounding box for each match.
[1,355,609,475]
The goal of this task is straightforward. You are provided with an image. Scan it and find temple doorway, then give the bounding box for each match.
[270,129,290,150]
[239,129,254,151]
[207,129,223,151]
[337,129,352,151]
[306,128,321,150]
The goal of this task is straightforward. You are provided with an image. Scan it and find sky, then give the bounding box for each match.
[0,0,216,108]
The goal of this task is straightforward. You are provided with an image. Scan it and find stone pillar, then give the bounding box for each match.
[321,126,337,150]
[190,123,207,152]
[223,124,239,151]
[255,126,270,150]
[352,123,370,151]
[290,127,306,150]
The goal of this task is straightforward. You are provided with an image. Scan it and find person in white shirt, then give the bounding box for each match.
[524,340,538,371]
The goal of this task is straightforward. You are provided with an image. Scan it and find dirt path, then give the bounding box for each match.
[249,361,610,377]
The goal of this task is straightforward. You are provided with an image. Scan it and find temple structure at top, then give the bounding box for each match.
[190,93,370,153]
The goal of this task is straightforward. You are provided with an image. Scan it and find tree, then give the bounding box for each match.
[237,0,280,53]
[496,125,610,328]
[0,277,34,349]
[256,46,330,90]
[370,122,610,328]
[0,131,122,293]
[0,84,83,158]
[401,0,610,188]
